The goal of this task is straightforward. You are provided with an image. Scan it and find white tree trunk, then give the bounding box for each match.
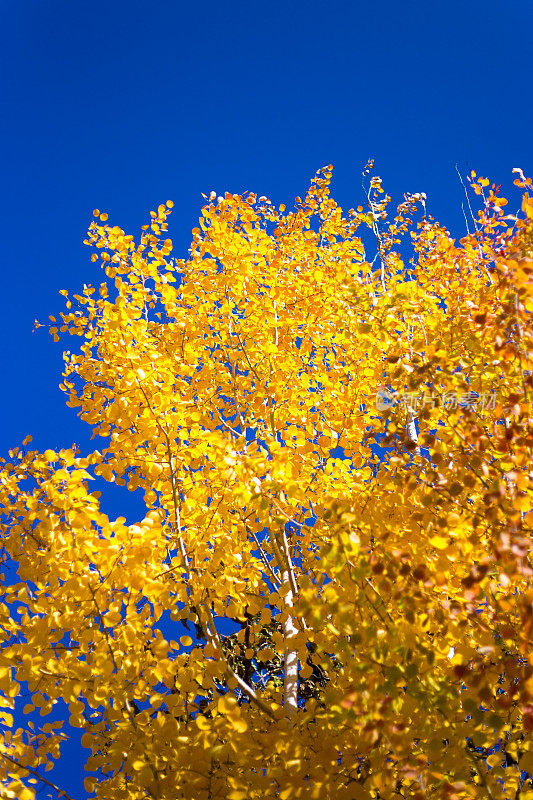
[406,410,421,457]
[282,569,299,716]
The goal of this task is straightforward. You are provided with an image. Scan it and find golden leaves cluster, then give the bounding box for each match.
[2,168,533,799]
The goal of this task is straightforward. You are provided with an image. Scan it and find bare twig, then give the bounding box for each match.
[2,752,79,800]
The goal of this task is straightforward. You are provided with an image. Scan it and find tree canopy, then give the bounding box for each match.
[1,166,533,800]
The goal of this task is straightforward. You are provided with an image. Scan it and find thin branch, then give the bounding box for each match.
[247,526,281,586]
[2,752,79,800]
[203,606,278,720]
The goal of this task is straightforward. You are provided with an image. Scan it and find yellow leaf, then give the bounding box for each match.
[522,195,533,220]
[519,749,533,774]
[347,785,371,800]
[196,715,211,731]
[514,495,530,511]
[430,536,449,550]
[228,714,248,733]
[218,694,237,714]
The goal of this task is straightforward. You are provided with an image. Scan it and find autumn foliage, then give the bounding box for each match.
[1,165,533,800]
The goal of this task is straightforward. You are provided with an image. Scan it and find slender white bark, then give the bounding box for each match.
[270,525,299,717]
[281,568,299,716]
[406,410,421,458]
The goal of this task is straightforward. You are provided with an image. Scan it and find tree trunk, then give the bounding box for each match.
[282,569,299,716]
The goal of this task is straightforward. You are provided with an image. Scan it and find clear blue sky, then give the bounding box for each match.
[1,1,532,796]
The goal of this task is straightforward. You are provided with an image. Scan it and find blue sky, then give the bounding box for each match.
[2,0,532,488]
[1,0,532,795]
